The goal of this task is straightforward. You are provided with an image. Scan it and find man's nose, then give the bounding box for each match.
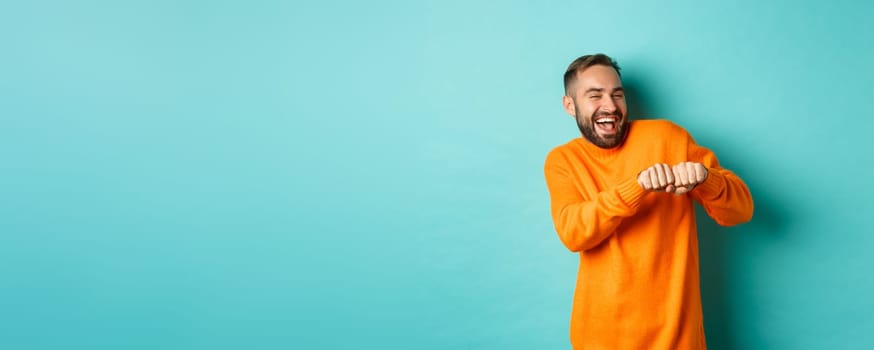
[600,98,617,113]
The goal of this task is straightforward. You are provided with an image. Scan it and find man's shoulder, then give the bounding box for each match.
[547,138,578,158]
[632,119,685,131]
[631,118,689,135]
[544,138,579,163]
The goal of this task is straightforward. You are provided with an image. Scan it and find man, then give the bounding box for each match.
[544,53,754,349]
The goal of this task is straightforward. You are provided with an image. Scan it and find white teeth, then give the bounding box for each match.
[596,117,616,124]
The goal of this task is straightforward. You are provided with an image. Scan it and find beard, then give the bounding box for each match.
[575,109,629,149]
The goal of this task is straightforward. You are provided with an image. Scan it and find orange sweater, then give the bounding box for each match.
[544,120,753,349]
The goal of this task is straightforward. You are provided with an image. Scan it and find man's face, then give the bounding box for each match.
[563,65,629,149]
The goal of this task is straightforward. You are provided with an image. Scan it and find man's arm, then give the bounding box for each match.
[686,142,755,226]
[544,153,650,252]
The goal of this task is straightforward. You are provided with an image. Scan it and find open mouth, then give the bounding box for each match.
[594,116,619,135]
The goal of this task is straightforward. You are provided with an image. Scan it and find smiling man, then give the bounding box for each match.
[544,53,754,349]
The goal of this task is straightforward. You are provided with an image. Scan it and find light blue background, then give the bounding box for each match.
[2,1,872,349]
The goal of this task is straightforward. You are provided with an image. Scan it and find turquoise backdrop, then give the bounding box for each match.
[3,1,872,349]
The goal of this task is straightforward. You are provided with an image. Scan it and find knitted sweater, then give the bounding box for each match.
[544,119,754,349]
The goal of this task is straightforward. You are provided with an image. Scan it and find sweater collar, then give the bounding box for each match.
[575,138,623,158]
[574,121,634,158]
[573,122,633,158]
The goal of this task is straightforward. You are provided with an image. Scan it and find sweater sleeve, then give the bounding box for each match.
[544,153,647,252]
[687,140,754,226]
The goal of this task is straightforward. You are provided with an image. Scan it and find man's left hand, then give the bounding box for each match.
[672,162,708,195]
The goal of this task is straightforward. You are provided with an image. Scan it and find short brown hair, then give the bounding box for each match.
[563,53,621,93]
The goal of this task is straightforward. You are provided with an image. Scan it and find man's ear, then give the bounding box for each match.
[562,95,576,117]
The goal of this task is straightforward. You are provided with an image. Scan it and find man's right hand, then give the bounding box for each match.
[637,163,676,193]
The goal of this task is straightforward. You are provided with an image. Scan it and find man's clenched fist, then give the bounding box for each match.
[637,163,676,193]
[637,162,708,194]
[671,162,708,194]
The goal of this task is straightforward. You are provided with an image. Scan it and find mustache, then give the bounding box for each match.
[592,111,623,118]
